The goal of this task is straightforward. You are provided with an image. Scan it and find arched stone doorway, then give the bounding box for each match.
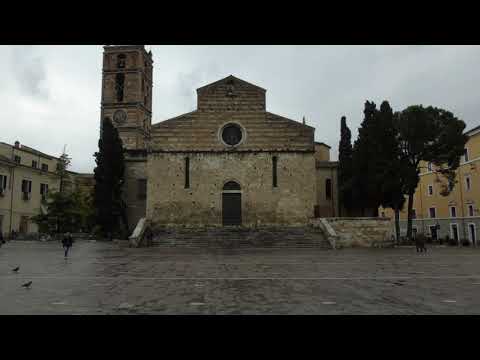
[222,181,242,226]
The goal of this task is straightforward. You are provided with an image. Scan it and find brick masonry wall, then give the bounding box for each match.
[197,76,266,112]
[150,111,314,152]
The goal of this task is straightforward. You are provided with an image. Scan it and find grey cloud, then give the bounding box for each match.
[2,45,480,173]
[11,46,49,99]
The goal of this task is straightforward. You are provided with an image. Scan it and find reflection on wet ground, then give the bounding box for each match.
[1,241,480,314]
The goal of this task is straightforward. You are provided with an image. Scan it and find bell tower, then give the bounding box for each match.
[100,45,153,150]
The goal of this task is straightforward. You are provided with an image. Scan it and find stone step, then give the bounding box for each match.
[151,227,331,249]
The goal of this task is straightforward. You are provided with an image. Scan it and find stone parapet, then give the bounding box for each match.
[311,218,394,248]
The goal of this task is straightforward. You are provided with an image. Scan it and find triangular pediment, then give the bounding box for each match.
[196,75,266,112]
[196,75,266,93]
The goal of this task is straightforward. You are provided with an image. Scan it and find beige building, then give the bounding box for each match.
[100,45,339,231]
[0,141,93,238]
[0,141,64,237]
[380,125,480,245]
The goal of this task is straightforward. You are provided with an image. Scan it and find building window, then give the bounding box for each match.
[184,157,190,189]
[427,162,433,172]
[428,184,433,196]
[272,156,278,188]
[41,164,48,172]
[468,204,474,217]
[223,181,241,191]
[0,174,7,192]
[117,54,126,68]
[115,73,125,102]
[221,123,243,146]
[412,209,416,219]
[40,183,49,200]
[450,206,457,218]
[466,176,471,191]
[381,211,385,218]
[137,179,147,200]
[464,148,469,162]
[14,155,21,164]
[448,179,455,192]
[325,178,332,200]
[32,160,37,168]
[21,180,32,200]
[429,207,436,218]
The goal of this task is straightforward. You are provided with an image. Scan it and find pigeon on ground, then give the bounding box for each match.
[12,266,20,273]
[22,281,32,288]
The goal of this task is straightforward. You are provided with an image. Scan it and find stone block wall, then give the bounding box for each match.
[312,217,394,248]
[146,151,316,228]
[123,154,147,232]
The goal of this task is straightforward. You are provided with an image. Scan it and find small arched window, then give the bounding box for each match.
[117,54,126,68]
[115,73,125,102]
[223,181,241,191]
[325,179,332,200]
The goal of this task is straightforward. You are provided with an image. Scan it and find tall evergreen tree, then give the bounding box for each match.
[93,117,127,239]
[352,101,383,215]
[338,116,353,216]
[376,102,407,242]
[396,105,468,241]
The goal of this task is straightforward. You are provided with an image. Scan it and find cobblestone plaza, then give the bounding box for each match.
[1,241,480,314]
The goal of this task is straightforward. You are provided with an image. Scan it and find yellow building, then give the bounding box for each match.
[0,140,91,238]
[380,125,480,245]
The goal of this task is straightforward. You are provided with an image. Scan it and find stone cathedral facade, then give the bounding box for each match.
[100,45,339,232]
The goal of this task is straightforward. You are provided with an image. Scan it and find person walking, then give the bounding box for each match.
[62,232,73,258]
[0,232,4,247]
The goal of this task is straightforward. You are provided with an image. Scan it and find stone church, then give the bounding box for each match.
[100,45,339,232]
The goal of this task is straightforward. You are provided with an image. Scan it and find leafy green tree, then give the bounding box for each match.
[338,116,353,216]
[93,117,128,239]
[32,191,81,235]
[396,105,468,241]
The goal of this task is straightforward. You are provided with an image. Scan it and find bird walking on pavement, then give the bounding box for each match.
[12,266,20,273]
[22,281,32,289]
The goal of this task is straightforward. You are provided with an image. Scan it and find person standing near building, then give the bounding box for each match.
[62,232,73,258]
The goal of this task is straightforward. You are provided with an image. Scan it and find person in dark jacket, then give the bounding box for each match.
[0,232,4,246]
[62,232,73,257]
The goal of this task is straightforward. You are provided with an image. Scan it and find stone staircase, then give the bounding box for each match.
[152,226,331,249]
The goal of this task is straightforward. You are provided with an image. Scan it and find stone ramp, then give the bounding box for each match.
[152,227,331,249]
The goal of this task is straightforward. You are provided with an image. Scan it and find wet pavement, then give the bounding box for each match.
[1,240,480,314]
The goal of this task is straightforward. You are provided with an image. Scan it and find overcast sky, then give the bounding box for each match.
[1,45,479,173]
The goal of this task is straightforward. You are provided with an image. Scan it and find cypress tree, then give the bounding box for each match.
[93,117,127,239]
[377,101,407,242]
[352,101,381,215]
[338,116,353,216]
